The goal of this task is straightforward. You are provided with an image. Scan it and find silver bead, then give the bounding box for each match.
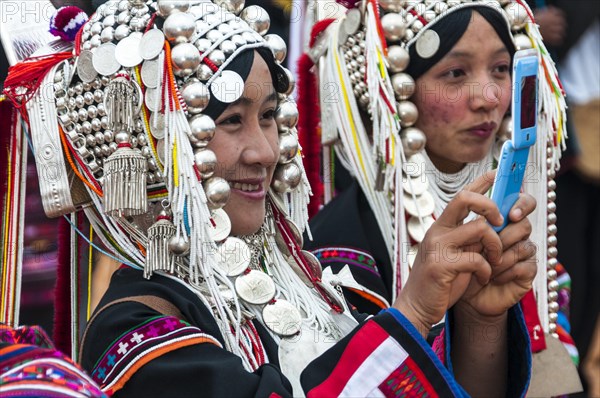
[215,0,245,14]
[548,290,559,301]
[271,162,302,193]
[547,269,557,281]
[85,134,96,147]
[114,24,131,40]
[157,0,190,17]
[75,95,85,108]
[91,119,102,131]
[278,132,298,164]
[231,34,246,47]
[265,34,287,63]
[208,50,226,66]
[197,64,214,81]
[386,45,410,73]
[379,0,406,12]
[401,127,426,156]
[547,202,557,214]
[275,101,299,129]
[94,89,104,103]
[547,235,558,248]
[100,27,114,42]
[188,114,216,145]
[548,224,557,236]
[82,82,92,92]
[93,131,104,144]
[241,5,270,36]
[137,133,148,146]
[548,322,557,334]
[87,105,98,119]
[195,20,209,34]
[84,92,95,105]
[218,23,233,35]
[548,295,560,308]
[548,168,556,179]
[411,20,424,33]
[514,33,533,50]
[182,82,210,114]
[91,22,103,35]
[504,2,529,31]
[93,146,103,158]
[115,131,130,144]
[147,172,156,184]
[194,148,218,178]
[220,40,237,56]
[104,130,114,142]
[547,258,558,269]
[130,136,138,148]
[548,179,557,191]
[148,158,158,171]
[548,312,558,323]
[130,16,148,32]
[79,109,89,122]
[206,29,224,43]
[141,146,153,158]
[548,190,556,202]
[548,212,557,225]
[282,67,295,96]
[381,13,406,42]
[404,29,414,42]
[101,144,111,157]
[168,235,190,256]
[164,12,196,44]
[548,246,558,258]
[423,10,436,22]
[109,142,118,153]
[195,38,212,53]
[397,101,418,127]
[204,177,231,209]
[241,31,257,44]
[117,0,130,12]
[117,11,131,25]
[391,73,415,100]
[171,43,201,76]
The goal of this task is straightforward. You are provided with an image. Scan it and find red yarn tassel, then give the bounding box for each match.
[297,53,323,219]
[0,100,16,217]
[3,52,73,109]
[53,216,72,356]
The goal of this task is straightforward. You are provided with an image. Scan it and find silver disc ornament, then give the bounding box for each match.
[93,43,121,76]
[115,32,143,68]
[407,215,435,243]
[208,208,231,242]
[402,174,429,196]
[217,237,252,277]
[141,59,159,88]
[77,50,98,83]
[300,250,323,281]
[140,29,166,60]
[403,190,435,217]
[235,270,276,305]
[262,299,302,336]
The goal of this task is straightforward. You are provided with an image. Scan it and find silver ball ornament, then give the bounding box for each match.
[401,127,426,156]
[391,73,415,100]
[271,162,302,193]
[182,82,210,114]
[386,45,410,73]
[514,34,533,50]
[278,132,298,164]
[114,131,130,144]
[240,5,270,36]
[168,235,190,256]
[197,64,214,81]
[194,149,218,179]
[164,12,196,44]
[265,34,287,63]
[381,13,406,42]
[504,2,528,30]
[215,0,245,15]
[171,43,201,77]
[275,101,299,129]
[188,115,216,146]
[157,0,190,17]
[379,0,406,12]
[282,67,295,96]
[397,101,419,127]
[204,177,231,209]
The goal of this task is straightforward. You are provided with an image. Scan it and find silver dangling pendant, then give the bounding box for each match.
[102,73,147,217]
[103,131,148,217]
[145,208,176,279]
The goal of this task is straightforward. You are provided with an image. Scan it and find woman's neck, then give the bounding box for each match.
[426,152,466,174]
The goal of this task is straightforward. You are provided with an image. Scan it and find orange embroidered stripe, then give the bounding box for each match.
[347,287,388,309]
[108,336,219,394]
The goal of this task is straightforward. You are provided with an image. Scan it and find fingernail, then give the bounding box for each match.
[512,208,523,219]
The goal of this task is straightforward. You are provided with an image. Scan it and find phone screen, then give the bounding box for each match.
[520,75,537,129]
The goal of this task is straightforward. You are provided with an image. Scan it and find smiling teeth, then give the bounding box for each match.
[232,182,260,192]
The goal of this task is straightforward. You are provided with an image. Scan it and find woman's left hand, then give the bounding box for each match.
[458,181,538,318]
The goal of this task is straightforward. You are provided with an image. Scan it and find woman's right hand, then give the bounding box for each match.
[393,172,504,336]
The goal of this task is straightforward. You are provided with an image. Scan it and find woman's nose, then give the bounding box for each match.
[241,119,278,167]
[470,76,503,111]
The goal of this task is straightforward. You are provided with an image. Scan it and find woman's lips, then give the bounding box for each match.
[467,122,497,139]
[229,180,266,200]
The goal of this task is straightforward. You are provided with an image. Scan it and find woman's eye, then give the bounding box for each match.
[445,69,465,79]
[220,115,242,125]
[494,64,510,74]
[262,109,275,120]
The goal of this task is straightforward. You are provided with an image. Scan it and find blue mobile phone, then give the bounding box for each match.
[490,50,539,232]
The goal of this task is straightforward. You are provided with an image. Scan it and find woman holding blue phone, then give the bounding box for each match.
[304,0,578,394]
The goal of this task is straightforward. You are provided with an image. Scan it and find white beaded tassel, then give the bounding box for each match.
[161,79,247,365]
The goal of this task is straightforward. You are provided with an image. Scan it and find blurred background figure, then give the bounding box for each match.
[527,1,600,396]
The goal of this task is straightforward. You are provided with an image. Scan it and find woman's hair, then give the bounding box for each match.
[406,6,516,81]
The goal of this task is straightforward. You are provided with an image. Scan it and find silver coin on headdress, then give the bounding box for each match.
[217,237,252,277]
[235,270,276,305]
[262,299,303,336]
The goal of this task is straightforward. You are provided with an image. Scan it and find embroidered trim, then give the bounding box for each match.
[312,246,380,276]
[378,357,438,397]
[91,316,221,392]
